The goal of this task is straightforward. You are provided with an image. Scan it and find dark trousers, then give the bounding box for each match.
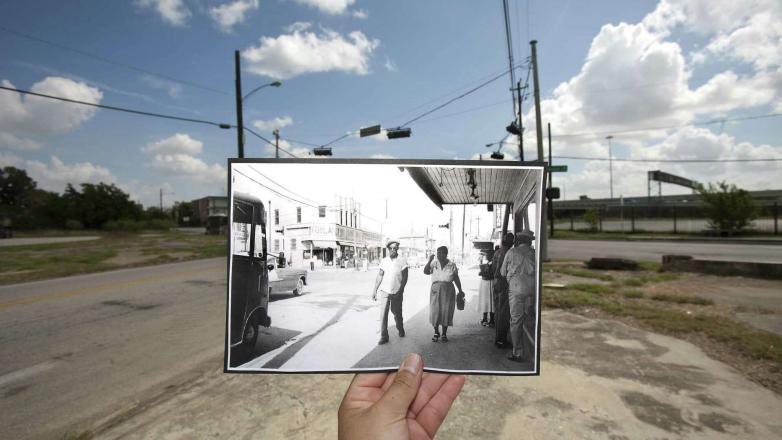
[380,292,404,337]
[494,287,510,343]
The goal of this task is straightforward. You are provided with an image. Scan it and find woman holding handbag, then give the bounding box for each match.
[423,246,464,343]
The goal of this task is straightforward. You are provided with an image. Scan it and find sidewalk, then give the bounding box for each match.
[92,310,782,439]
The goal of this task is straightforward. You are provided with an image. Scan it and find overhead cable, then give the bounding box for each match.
[0,25,229,96]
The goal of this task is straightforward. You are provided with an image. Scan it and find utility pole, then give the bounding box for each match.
[159,188,163,211]
[531,39,547,260]
[516,80,524,161]
[606,135,614,199]
[273,129,280,159]
[548,122,554,238]
[234,50,244,159]
[461,205,466,265]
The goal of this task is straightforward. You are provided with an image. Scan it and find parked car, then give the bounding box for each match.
[268,258,308,296]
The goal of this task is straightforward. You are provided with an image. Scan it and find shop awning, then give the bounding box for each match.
[308,240,338,249]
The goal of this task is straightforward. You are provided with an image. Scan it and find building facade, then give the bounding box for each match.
[269,195,383,268]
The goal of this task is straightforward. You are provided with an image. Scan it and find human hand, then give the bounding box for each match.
[338,353,465,440]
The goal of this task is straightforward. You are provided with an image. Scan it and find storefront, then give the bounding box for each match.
[283,222,381,268]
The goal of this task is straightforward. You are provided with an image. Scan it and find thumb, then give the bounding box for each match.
[377,353,423,417]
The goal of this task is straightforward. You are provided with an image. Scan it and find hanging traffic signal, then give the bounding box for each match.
[386,127,411,139]
[491,151,505,160]
[506,121,521,136]
[313,147,332,156]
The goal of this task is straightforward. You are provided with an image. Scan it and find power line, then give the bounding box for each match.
[553,155,782,163]
[399,60,528,128]
[0,25,229,96]
[548,112,782,139]
[233,169,317,207]
[0,84,231,128]
[245,166,321,206]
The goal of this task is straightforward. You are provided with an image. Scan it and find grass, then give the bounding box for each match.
[543,263,782,365]
[0,231,227,284]
[650,293,714,305]
[556,267,615,282]
[623,272,679,286]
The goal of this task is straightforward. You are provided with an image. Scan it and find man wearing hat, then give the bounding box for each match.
[372,239,409,345]
[500,229,536,362]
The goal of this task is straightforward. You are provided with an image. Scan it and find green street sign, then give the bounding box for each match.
[550,165,568,172]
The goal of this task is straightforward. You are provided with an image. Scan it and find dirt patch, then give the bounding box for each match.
[620,391,694,433]
[104,250,159,266]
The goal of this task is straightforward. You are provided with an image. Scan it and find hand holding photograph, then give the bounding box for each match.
[225,159,545,375]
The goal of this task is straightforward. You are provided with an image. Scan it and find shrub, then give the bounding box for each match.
[65,219,84,230]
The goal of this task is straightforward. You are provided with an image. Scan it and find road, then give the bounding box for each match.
[0,236,100,247]
[549,239,782,263]
[0,258,227,440]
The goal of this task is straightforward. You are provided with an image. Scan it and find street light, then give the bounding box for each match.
[234,50,282,158]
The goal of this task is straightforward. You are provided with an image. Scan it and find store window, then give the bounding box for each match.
[273,239,280,252]
[296,207,301,223]
[274,209,279,225]
[319,205,326,217]
[290,238,297,251]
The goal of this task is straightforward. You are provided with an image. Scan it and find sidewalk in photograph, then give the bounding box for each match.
[234,265,529,372]
[93,310,782,439]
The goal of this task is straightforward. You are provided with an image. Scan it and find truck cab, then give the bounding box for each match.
[229,192,271,358]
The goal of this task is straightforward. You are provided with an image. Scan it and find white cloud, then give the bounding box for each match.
[263,139,311,158]
[136,0,192,27]
[242,26,380,79]
[141,74,183,98]
[292,0,355,15]
[0,77,102,152]
[384,57,398,72]
[352,9,368,19]
[284,21,312,33]
[209,0,259,33]
[0,132,41,151]
[150,153,227,183]
[142,133,203,155]
[252,116,294,132]
[0,153,116,192]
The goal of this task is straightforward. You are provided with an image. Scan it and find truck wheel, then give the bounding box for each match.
[292,278,304,296]
[241,320,258,355]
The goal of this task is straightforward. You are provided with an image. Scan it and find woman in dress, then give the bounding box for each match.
[423,246,465,342]
[478,249,495,327]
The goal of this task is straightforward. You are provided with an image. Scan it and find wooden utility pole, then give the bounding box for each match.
[517,80,524,161]
[234,50,244,158]
[548,122,554,238]
[531,39,548,260]
[273,129,280,159]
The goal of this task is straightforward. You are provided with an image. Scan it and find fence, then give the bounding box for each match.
[553,202,780,235]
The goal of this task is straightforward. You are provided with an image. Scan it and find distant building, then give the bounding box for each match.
[191,196,228,226]
[269,195,382,268]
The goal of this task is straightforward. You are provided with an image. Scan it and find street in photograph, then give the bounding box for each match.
[225,160,545,374]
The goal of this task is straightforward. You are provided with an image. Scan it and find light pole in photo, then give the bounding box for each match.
[606,135,614,199]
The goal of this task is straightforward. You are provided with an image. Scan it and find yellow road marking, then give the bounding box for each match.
[0,267,224,311]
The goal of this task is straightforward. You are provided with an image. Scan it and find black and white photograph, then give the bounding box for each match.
[225,159,545,374]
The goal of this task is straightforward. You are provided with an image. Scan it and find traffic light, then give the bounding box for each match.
[490,151,505,160]
[313,147,332,156]
[360,124,382,137]
[505,121,521,136]
[386,127,411,139]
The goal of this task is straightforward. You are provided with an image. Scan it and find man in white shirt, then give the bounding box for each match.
[372,240,409,345]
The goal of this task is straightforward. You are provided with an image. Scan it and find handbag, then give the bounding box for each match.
[456,292,465,310]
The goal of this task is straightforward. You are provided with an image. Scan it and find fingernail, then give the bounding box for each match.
[402,353,422,374]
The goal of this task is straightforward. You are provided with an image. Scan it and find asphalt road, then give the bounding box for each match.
[549,239,782,263]
[0,258,227,440]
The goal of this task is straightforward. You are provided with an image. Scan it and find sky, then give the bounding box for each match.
[1,0,780,207]
[232,162,542,248]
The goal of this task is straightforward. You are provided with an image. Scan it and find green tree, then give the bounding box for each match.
[583,208,600,232]
[62,183,143,229]
[697,181,757,236]
[0,167,38,227]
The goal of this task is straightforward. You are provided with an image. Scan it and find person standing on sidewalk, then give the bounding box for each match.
[492,232,515,348]
[501,230,536,362]
[424,246,464,343]
[372,240,408,345]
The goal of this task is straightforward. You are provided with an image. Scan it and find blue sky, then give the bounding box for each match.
[1,0,780,207]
